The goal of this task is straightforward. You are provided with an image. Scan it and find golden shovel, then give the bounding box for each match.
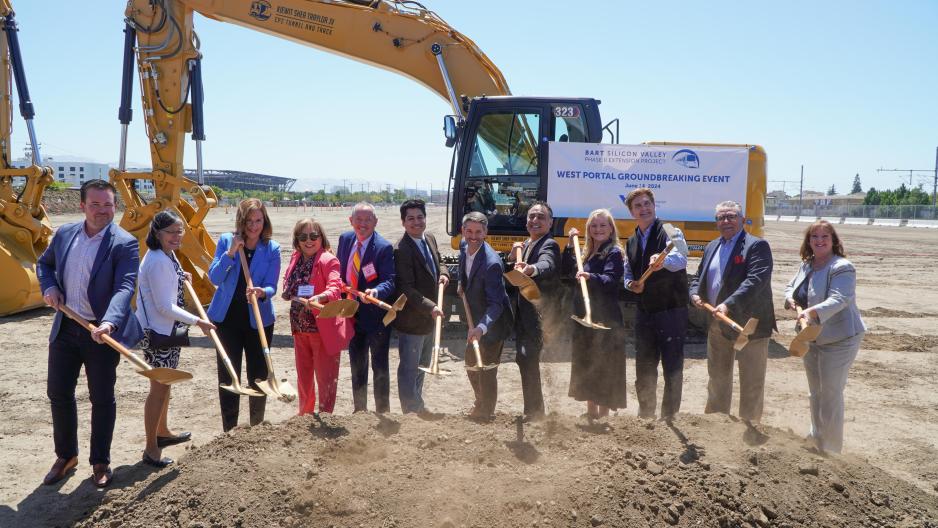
[238,248,297,402]
[183,280,263,397]
[701,301,758,351]
[633,223,689,287]
[59,305,192,385]
[504,245,540,301]
[344,286,406,326]
[569,234,609,330]
[789,306,822,357]
[419,282,451,376]
[459,291,498,372]
[291,296,358,319]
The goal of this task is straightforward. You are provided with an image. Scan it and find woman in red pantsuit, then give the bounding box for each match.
[282,218,353,415]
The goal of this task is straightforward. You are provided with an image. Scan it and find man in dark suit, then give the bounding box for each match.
[337,202,396,413]
[509,201,559,421]
[623,188,689,421]
[689,200,776,424]
[459,211,514,420]
[37,179,143,488]
[393,199,449,413]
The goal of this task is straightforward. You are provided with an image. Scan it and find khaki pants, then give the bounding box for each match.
[705,320,768,423]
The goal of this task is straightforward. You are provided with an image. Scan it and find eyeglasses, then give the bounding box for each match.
[160,228,185,236]
[297,232,320,242]
[715,213,739,222]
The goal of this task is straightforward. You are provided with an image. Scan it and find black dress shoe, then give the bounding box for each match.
[156,431,191,447]
[43,456,78,485]
[92,464,113,488]
[142,452,174,468]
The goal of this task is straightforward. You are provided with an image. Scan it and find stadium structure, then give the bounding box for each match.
[184,169,296,192]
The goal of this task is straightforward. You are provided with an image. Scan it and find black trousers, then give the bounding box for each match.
[349,326,391,413]
[634,306,688,419]
[214,319,273,431]
[47,317,121,465]
[466,338,504,416]
[514,334,545,417]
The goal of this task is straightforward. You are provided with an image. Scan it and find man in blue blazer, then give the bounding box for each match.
[337,202,396,413]
[459,211,514,420]
[36,179,143,488]
[689,200,776,425]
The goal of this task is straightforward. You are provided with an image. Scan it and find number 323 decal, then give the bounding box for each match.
[552,106,580,118]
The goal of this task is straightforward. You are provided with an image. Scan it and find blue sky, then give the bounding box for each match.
[9,1,938,195]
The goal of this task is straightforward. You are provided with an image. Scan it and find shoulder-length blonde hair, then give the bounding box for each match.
[583,208,623,261]
[800,220,845,261]
[291,218,331,252]
[235,198,273,242]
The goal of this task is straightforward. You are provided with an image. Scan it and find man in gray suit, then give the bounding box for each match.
[689,200,775,424]
[37,179,143,488]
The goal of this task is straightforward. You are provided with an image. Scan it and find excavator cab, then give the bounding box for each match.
[447,96,604,251]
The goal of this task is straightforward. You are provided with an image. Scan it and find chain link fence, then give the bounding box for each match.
[766,204,938,220]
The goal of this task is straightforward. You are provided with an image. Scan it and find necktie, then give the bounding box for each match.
[347,240,362,290]
[420,239,436,280]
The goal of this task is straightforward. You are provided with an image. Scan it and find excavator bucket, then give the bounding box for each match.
[0,165,54,316]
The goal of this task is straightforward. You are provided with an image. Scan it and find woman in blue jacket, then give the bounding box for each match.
[207,198,281,431]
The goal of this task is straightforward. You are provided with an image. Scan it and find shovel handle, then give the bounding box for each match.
[636,241,674,286]
[58,305,151,372]
[512,245,523,265]
[183,279,243,381]
[459,291,485,365]
[701,301,743,333]
[570,235,594,320]
[291,296,325,311]
[433,283,445,349]
[238,248,270,350]
[345,286,392,311]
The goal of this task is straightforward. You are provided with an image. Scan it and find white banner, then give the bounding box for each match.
[546,143,750,222]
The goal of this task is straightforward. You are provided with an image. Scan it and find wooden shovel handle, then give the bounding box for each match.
[636,241,674,286]
[345,286,392,311]
[237,248,270,349]
[58,305,151,371]
[433,283,445,348]
[570,234,593,318]
[701,301,743,333]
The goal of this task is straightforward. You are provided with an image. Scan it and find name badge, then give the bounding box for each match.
[362,262,378,282]
[297,285,315,298]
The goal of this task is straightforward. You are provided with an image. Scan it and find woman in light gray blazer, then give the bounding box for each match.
[784,220,865,454]
[136,211,215,467]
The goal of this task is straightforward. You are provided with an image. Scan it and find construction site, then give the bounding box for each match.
[1,0,936,527]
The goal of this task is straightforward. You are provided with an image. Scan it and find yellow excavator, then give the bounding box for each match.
[118,0,765,297]
[0,1,55,316]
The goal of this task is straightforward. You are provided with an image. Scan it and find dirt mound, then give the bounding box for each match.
[861,333,938,353]
[76,413,937,528]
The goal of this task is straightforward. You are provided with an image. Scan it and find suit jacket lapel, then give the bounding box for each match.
[407,235,433,279]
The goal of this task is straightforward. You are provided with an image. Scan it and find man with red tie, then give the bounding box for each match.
[337,202,396,413]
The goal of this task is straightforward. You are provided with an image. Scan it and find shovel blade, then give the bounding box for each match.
[504,270,541,300]
[382,310,397,327]
[519,283,541,302]
[795,324,822,343]
[253,378,280,398]
[741,317,759,336]
[392,294,408,312]
[141,367,193,386]
[571,315,610,331]
[272,378,297,402]
[733,335,749,352]
[335,299,359,317]
[220,383,265,397]
[788,339,809,358]
[317,303,344,319]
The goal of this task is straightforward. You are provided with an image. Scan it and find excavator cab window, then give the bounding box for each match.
[463,111,541,229]
[551,104,588,143]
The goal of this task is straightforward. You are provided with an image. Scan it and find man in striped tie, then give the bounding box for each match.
[338,202,396,413]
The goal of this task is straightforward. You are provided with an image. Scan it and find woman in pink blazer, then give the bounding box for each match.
[281,218,353,415]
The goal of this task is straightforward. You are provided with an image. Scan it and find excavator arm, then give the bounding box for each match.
[0,0,55,316]
[117,0,512,300]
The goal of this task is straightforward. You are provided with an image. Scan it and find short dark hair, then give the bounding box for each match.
[527,200,553,219]
[400,199,426,220]
[625,188,655,210]
[80,179,116,202]
[146,210,183,250]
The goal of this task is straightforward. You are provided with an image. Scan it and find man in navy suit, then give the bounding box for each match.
[36,179,143,488]
[459,211,514,420]
[337,202,396,413]
[689,200,776,424]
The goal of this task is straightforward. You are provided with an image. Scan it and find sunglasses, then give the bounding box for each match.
[297,232,321,242]
[715,213,739,222]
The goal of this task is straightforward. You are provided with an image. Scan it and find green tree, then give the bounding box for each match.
[827,184,837,196]
[851,173,862,194]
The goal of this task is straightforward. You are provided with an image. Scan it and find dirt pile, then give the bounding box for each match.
[76,413,937,528]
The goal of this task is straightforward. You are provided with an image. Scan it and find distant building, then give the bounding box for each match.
[13,156,155,194]
[184,169,295,193]
[765,190,788,208]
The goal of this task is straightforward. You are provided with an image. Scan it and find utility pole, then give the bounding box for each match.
[799,165,804,216]
[876,168,932,188]
[934,146,937,207]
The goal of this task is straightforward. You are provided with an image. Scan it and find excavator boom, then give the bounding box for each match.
[0,2,54,316]
[118,0,511,300]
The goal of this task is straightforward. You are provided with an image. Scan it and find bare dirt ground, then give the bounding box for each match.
[1,206,936,527]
